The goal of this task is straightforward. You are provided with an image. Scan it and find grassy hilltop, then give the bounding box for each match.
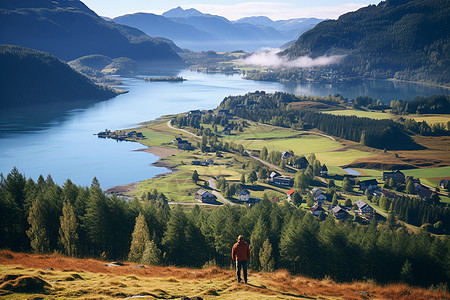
[0,250,448,299]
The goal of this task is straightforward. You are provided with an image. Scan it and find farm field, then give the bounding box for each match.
[406,114,450,125]
[324,109,392,120]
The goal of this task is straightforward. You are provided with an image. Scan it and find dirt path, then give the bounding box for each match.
[245,150,282,172]
[257,122,336,141]
[209,178,235,205]
[167,120,201,139]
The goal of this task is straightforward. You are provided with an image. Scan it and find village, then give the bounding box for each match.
[109,106,448,230]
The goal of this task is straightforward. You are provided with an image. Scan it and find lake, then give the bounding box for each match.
[1,69,448,189]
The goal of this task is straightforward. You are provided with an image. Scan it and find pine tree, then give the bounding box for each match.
[59,201,78,256]
[27,198,50,253]
[129,212,151,262]
[240,173,246,185]
[250,217,269,271]
[192,170,199,184]
[405,179,416,195]
[400,259,414,284]
[292,192,302,206]
[141,240,162,265]
[247,171,257,184]
[259,239,275,272]
[260,147,268,160]
[332,193,338,206]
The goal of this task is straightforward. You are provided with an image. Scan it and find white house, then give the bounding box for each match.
[238,189,250,202]
[310,187,327,202]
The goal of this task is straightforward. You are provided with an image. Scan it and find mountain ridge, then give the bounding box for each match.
[113,7,323,51]
[0,0,184,63]
[282,0,450,86]
[0,44,118,109]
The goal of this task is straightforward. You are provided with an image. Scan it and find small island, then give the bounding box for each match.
[144,76,186,82]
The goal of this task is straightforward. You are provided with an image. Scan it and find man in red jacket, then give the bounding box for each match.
[232,235,250,283]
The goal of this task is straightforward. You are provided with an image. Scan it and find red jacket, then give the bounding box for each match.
[232,240,250,261]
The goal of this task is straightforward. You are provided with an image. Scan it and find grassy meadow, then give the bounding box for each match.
[1,251,448,300]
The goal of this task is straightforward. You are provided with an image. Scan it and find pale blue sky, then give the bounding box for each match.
[82,0,380,20]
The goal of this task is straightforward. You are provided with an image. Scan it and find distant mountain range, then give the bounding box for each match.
[0,45,118,109]
[113,7,323,52]
[0,0,183,63]
[282,0,450,86]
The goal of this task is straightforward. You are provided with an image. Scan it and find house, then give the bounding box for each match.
[238,189,250,202]
[295,156,309,169]
[310,203,326,217]
[281,151,293,160]
[359,179,378,191]
[286,189,295,201]
[136,132,144,138]
[196,189,217,203]
[355,200,374,219]
[205,159,214,165]
[440,179,449,189]
[382,189,398,199]
[177,140,193,150]
[382,170,405,184]
[310,187,327,202]
[172,137,183,144]
[320,164,328,176]
[269,171,281,179]
[414,183,425,190]
[332,206,348,220]
[186,110,204,116]
[271,175,294,187]
[417,188,432,201]
[126,130,137,138]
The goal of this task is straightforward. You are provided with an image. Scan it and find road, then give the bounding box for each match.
[167,120,200,140]
[244,150,282,172]
[257,122,336,141]
[208,178,235,205]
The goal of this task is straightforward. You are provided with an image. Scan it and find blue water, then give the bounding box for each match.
[343,168,361,176]
[0,69,448,188]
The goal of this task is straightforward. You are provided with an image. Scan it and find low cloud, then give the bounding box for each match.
[238,48,345,68]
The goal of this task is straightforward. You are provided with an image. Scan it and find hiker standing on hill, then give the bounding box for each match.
[232,235,250,284]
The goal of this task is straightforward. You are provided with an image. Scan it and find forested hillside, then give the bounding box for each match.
[0,168,449,288]
[282,0,450,85]
[218,91,439,150]
[0,45,117,108]
[0,0,183,63]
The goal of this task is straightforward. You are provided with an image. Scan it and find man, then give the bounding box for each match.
[232,235,250,283]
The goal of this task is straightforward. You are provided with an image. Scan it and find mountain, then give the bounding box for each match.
[235,17,323,40]
[282,0,450,86]
[0,44,118,109]
[113,13,217,45]
[0,0,183,64]
[114,7,290,52]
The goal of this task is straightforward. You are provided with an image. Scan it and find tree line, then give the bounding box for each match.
[1,168,449,288]
[218,91,422,150]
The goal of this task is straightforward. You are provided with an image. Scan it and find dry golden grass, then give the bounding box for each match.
[0,250,448,300]
[346,135,450,169]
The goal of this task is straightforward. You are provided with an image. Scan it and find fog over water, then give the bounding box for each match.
[1,69,448,188]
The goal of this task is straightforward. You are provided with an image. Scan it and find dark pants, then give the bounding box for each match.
[236,260,247,283]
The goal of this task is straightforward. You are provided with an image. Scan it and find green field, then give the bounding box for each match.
[402,166,450,183]
[324,109,392,120]
[316,149,374,166]
[139,131,174,147]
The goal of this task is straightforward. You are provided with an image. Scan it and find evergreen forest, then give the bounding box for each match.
[1,168,449,288]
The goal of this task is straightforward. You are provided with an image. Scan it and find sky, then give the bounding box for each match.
[81,0,381,20]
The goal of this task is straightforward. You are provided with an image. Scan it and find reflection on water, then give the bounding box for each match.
[0,69,448,188]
